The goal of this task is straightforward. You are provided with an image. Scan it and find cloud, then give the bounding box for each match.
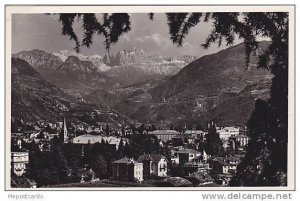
[133,33,200,56]
[135,33,166,44]
[134,33,174,53]
[122,35,130,41]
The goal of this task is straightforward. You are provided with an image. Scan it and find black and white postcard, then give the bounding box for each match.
[5,5,295,190]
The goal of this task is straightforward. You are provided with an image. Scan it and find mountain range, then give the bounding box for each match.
[85,41,272,127]
[13,48,195,96]
[12,41,272,128]
[11,57,133,127]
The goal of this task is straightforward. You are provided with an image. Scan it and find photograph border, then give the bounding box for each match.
[4,4,296,191]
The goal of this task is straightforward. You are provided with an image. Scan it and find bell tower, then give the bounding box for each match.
[60,117,68,143]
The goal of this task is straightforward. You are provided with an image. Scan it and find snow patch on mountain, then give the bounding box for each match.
[53,50,111,72]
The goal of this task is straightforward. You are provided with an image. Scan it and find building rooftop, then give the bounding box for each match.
[209,156,240,166]
[176,148,201,155]
[184,130,205,135]
[112,157,141,165]
[148,130,180,135]
[72,134,126,145]
[186,172,214,183]
[137,154,167,163]
[155,177,193,187]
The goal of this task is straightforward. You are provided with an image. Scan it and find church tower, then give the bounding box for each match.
[60,117,68,143]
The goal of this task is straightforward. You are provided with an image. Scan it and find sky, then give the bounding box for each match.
[12,13,237,57]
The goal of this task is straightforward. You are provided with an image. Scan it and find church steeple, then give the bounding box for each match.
[60,117,68,143]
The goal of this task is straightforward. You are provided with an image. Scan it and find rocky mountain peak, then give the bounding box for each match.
[12,49,64,70]
[58,56,97,73]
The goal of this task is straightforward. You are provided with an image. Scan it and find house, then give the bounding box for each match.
[208,156,240,174]
[112,158,143,182]
[184,160,211,174]
[172,134,195,145]
[216,127,239,140]
[208,156,240,186]
[176,149,201,165]
[232,135,250,147]
[148,130,181,142]
[137,154,168,178]
[11,152,29,176]
[182,148,210,173]
[171,148,202,165]
[184,130,206,139]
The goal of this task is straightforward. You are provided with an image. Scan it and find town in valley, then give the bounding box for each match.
[11,115,250,188]
[9,12,286,188]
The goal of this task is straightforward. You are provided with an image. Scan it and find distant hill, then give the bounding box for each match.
[110,42,272,127]
[84,78,163,111]
[150,41,271,101]
[11,57,74,121]
[11,57,133,127]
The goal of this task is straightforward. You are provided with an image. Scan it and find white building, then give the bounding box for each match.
[112,158,143,182]
[72,134,127,149]
[216,127,239,140]
[138,154,168,177]
[184,130,206,139]
[148,130,181,142]
[172,149,201,165]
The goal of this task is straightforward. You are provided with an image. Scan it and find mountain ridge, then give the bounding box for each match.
[107,41,272,127]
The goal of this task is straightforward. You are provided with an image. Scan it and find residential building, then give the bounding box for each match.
[137,154,168,177]
[216,127,239,140]
[173,148,201,165]
[172,134,195,145]
[208,156,240,174]
[11,151,29,176]
[112,158,143,182]
[234,135,250,147]
[183,149,211,174]
[184,130,206,139]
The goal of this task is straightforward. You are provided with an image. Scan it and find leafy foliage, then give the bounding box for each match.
[91,155,107,179]
[55,13,131,52]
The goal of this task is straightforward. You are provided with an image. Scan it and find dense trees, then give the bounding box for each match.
[124,134,160,159]
[91,155,107,179]
[26,141,66,186]
[204,123,224,156]
[54,12,289,186]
